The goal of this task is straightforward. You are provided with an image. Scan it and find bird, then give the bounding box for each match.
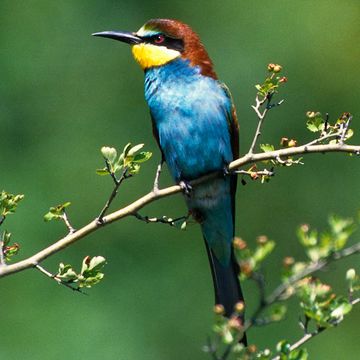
[93,19,246,341]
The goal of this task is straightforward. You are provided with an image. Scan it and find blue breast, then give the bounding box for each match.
[144,58,233,182]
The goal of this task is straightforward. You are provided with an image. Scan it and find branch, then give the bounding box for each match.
[0,236,6,266]
[245,241,360,329]
[265,241,360,307]
[248,93,279,155]
[270,297,359,360]
[0,143,359,279]
[35,264,84,293]
[98,165,130,221]
[62,212,76,234]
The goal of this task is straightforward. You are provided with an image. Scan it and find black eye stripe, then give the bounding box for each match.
[142,35,184,52]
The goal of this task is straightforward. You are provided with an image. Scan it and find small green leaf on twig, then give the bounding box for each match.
[260,144,275,153]
[306,111,324,132]
[0,191,24,217]
[78,255,106,288]
[44,202,71,222]
[297,215,355,262]
[234,236,275,280]
[255,64,287,97]
[97,143,152,177]
[56,263,78,282]
[55,256,106,289]
[101,146,117,163]
[1,231,20,261]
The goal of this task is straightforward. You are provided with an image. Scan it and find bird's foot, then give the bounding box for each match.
[223,165,231,177]
[179,181,192,196]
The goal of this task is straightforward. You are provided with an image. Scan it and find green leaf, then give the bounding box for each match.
[253,240,275,264]
[96,168,110,176]
[260,144,275,152]
[0,191,25,217]
[330,302,352,319]
[127,143,144,156]
[79,255,106,288]
[133,151,152,163]
[122,143,132,157]
[306,112,324,132]
[269,304,287,322]
[276,340,291,354]
[56,263,78,282]
[44,202,71,222]
[44,212,57,222]
[289,348,309,360]
[2,230,11,247]
[345,128,354,140]
[128,163,140,175]
[2,231,20,262]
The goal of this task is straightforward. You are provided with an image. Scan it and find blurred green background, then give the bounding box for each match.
[1,1,359,359]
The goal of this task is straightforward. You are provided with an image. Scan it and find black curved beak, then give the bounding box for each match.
[92,31,142,45]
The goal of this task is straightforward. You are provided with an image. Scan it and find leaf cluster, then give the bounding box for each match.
[44,202,71,222]
[234,236,275,280]
[1,231,19,261]
[206,214,359,360]
[306,112,353,142]
[56,256,106,289]
[97,143,152,177]
[0,191,24,217]
[255,63,287,98]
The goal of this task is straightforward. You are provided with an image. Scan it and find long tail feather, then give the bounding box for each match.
[204,237,247,345]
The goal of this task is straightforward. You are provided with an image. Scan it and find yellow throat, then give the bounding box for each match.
[131,43,180,69]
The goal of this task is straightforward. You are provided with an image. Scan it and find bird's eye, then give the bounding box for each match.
[154,34,165,44]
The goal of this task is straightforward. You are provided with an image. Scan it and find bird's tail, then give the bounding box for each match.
[187,177,246,343]
[204,239,247,344]
[204,239,244,317]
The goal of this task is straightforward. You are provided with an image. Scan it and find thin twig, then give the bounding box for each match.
[153,159,164,192]
[98,167,130,221]
[133,213,189,227]
[0,236,6,266]
[249,93,283,155]
[246,241,360,330]
[303,131,342,147]
[251,272,267,307]
[0,215,5,227]
[270,297,359,360]
[234,169,274,178]
[35,264,84,293]
[248,95,270,155]
[339,115,353,144]
[0,143,360,279]
[62,212,76,234]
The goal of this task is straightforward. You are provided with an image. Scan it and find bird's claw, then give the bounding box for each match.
[223,165,231,177]
[179,181,192,196]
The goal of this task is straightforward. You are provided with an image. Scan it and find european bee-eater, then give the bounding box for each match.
[93,19,245,337]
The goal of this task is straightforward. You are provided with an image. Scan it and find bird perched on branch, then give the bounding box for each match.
[93,19,246,342]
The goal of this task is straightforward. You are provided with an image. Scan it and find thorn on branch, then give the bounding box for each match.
[133,212,190,229]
